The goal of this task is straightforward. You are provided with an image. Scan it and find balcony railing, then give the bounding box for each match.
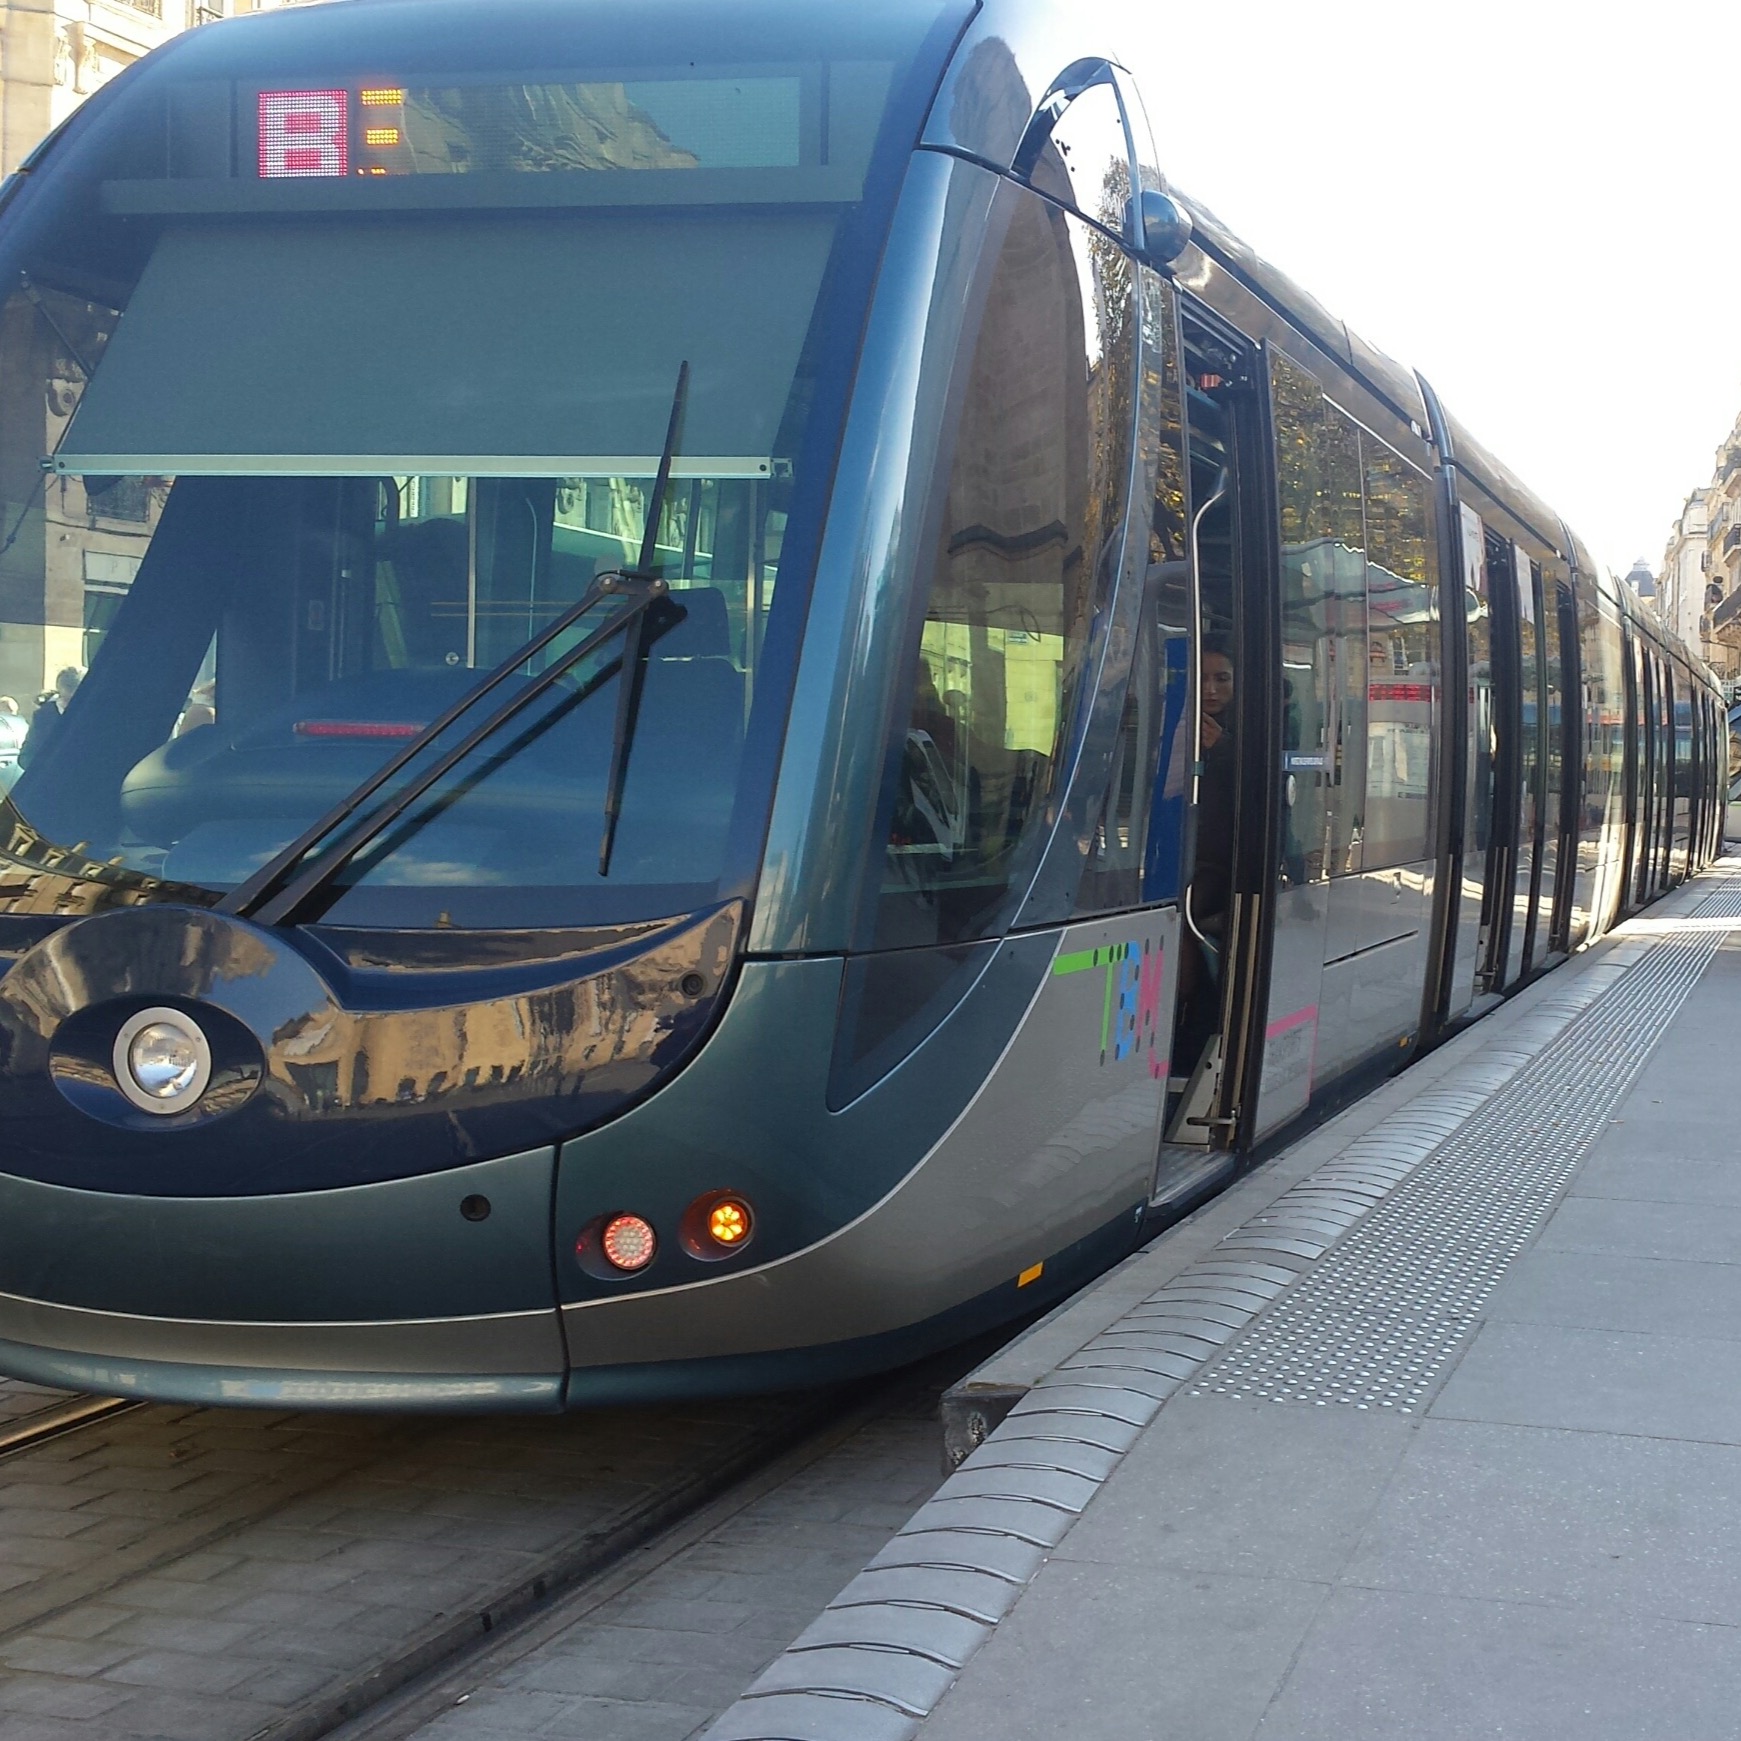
[111,0,164,17]
[1726,524,1741,557]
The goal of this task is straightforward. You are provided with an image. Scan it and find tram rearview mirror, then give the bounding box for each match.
[1130,189,1192,267]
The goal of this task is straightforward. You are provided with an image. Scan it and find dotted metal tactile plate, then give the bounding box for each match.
[1192,880,1741,1413]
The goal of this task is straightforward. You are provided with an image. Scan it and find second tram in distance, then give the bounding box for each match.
[0,0,1718,1408]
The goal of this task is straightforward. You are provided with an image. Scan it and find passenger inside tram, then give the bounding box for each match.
[1174,633,1236,1073]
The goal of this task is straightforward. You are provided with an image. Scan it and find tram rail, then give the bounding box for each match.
[0,1391,141,1463]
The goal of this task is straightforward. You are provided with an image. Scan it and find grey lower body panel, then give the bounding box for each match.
[0,1147,566,1410]
[0,1292,565,1410]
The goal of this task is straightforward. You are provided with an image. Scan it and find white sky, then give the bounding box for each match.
[1128,0,1741,580]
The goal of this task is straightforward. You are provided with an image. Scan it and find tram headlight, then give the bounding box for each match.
[112,1008,212,1115]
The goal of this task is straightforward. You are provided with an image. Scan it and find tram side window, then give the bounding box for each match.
[1360,439,1439,868]
[1269,370,1367,881]
[865,190,1122,948]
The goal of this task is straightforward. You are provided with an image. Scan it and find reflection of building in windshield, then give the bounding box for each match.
[0,281,146,720]
[352,77,806,178]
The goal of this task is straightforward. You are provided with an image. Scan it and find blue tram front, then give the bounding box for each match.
[0,0,1717,1408]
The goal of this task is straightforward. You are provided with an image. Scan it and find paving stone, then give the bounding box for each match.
[93,1685,278,1741]
[828,1567,1024,1625]
[232,1658,349,1707]
[980,1410,1141,1454]
[1433,1321,1741,1444]
[26,1603,133,1642]
[0,1636,141,1677]
[707,1690,920,1741]
[1255,1586,1741,1741]
[0,1674,135,1719]
[749,1644,956,1715]
[789,1604,989,1669]
[953,1437,1119,1484]
[1007,1383,1161,1425]
[100,1647,267,1695]
[899,1495,1074,1548]
[931,1466,1096,1512]
[863,1530,1044,1584]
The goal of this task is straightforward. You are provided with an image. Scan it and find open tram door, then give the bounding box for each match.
[1162,305,1279,1154]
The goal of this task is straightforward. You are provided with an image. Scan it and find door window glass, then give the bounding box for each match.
[1537,571,1566,943]
[1462,503,1496,877]
[864,190,1122,948]
[1269,354,1335,886]
[1322,406,1368,876]
[1080,268,1181,914]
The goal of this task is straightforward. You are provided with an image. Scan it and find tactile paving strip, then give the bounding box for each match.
[1193,878,1741,1412]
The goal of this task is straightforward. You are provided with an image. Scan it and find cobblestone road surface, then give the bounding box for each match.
[0,1391,824,1741]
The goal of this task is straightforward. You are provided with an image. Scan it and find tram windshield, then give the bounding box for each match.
[0,0,964,927]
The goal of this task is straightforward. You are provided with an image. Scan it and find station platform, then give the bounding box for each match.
[707,860,1741,1741]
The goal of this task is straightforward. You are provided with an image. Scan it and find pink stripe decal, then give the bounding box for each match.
[1265,1003,1319,1040]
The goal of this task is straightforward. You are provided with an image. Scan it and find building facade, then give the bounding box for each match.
[1703,415,1741,686]
[0,0,314,718]
[1657,488,1709,652]
[0,2,323,180]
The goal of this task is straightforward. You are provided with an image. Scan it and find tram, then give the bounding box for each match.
[0,0,1718,1409]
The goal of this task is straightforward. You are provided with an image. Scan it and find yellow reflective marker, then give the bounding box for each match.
[1018,1262,1044,1288]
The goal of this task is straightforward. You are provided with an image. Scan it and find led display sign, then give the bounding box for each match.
[254,79,803,180]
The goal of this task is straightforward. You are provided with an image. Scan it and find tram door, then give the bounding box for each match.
[1445,501,1495,1014]
[1164,306,1275,1149]
[1628,628,1652,908]
[1247,349,1441,1139]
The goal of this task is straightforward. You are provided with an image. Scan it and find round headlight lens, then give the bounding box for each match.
[129,1024,203,1099]
[112,1007,212,1115]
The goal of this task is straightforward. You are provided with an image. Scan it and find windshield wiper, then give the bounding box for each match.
[224,361,691,925]
[599,358,689,878]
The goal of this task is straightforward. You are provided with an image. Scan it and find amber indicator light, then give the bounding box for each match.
[599,1214,657,1271]
[707,1199,752,1248]
[680,1190,756,1260]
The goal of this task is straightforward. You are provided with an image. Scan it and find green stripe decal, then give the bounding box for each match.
[1052,948,1105,977]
